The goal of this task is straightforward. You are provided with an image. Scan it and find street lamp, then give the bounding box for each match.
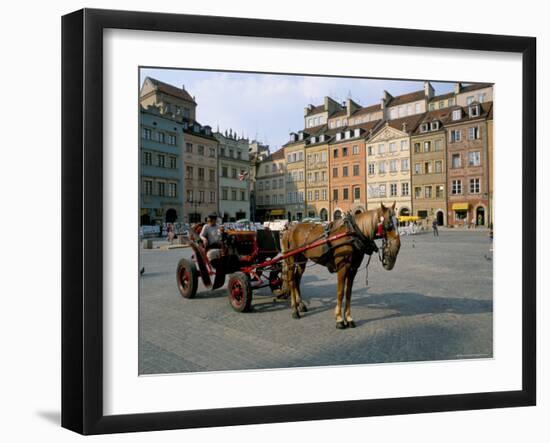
[187,197,204,223]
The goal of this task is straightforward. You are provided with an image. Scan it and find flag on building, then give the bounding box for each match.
[239,171,249,181]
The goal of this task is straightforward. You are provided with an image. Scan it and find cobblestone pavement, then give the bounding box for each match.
[139,230,493,374]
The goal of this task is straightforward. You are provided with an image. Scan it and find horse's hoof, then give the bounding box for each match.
[298,303,308,313]
[346,320,356,328]
[336,321,347,330]
[292,311,301,319]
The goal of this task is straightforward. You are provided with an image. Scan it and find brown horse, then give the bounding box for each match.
[281,203,401,329]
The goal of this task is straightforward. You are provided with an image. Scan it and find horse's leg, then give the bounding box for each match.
[286,256,300,319]
[344,265,358,328]
[335,262,349,329]
[295,260,308,313]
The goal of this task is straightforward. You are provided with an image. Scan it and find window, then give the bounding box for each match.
[353,164,360,176]
[142,128,152,139]
[315,190,320,200]
[322,189,327,200]
[390,160,398,172]
[378,144,385,154]
[210,191,216,203]
[231,190,237,201]
[401,182,410,196]
[352,145,359,155]
[379,162,386,173]
[401,140,408,151]
[186,190,193,202]
[414,143,421,153]
[144,152,152,165]
[185,142,193,153]
[279,178,283,188]
[298,170,304,181]
[424,162,432,174]
[450,130,461,143]
[389,142,397,153]
[390,183,397,197]
[168,183,177,197]
[414,163,421,175]
[342,147,349,156]
[343,188,349,200]
[265,180,270,190]
[452,179,462,194]
[424,141,431,152]
[470,178,480,194]
[199,190,204,203]
[368,163,375,174]
[415,187,422,198]
[333,189,339,201]
[379,185,386,197]
[168,134,176,145]
[425,186,432,198]
[157,132,165,143]
[436,185,444,198]
[333,148,339,158]
[452,154,461,169]
[186,166,193,179]
[367,145,373,156]
[469,126,480,140]
[415,103,421,114]
[307,190,313,201]
[144,179,153,195]
[469,105,480,117]
[438,101,444,109]
[466,96,474,105]
[221,166,228,178]
[157,181,165,196]
[343,166,349,177]
[231,168,237,179]
[196,145,204,156]
[429,103,435,111]
[198,168,205,181]
[479,93,486,103]
[421,123,429,132]
[399,106,405,117]
[401,158,409,171]
[157,154,165,167]
[448,98,455,106]
[209,169,215,182]
[469,151,481,166]
[321,151,327,162]
[272,195,277,204]
[209,147,216,157]
[272,179,277,189]
[390,108,398,119]
[350,186,359,201]
[452,109,461,121]
[257,195,263,205]
[435,140,443,151]
[435,160,443,173]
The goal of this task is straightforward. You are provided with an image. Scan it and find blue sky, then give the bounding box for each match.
[140,68,455,151]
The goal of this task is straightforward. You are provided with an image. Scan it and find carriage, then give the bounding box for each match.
[175,223,352,312]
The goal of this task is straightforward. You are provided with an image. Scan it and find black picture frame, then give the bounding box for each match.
[62,8,536,435]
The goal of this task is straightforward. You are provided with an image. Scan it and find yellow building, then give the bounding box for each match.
[366,115,423,216]
[284,132,306,221]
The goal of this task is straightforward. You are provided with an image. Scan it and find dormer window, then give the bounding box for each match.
[452,109,462,121]
[345,130,351,139]
[298,132,304,141]
[469,105,480,118]
[354,128,361,137]
[319,134,325,142]
[310,136,316,144]
[289,132,297,142]
[430,121,439,131]
[336,132,342,141]
[420,123,429,133]
[194,124,200,132]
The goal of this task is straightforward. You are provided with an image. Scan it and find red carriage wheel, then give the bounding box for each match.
[176,258,198,299]
[227,272,252,312]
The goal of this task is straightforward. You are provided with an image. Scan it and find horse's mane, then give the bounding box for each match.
[354,208,381,240]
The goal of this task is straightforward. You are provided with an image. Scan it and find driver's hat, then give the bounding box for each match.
[207,213,218,220]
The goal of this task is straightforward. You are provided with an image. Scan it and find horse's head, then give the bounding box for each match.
[377,202,401,270]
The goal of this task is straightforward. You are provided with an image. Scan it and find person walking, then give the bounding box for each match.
[432,219,439,237]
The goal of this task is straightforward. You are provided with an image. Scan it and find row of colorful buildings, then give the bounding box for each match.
[256,81,493,227]
[139,76,493,228]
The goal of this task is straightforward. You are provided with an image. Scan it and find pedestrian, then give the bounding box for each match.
[471,216,476,229]
[432,219,439,237]
[166,223,175,244]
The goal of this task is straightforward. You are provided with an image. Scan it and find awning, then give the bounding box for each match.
[270,209,286,216]
[452,203,469,211]
[398,216,419,222]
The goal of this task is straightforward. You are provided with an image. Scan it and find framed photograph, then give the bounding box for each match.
[62,8,536,435]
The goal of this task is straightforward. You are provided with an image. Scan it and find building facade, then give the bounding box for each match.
[215,130,250,222]
[284,134,306,221]
[366,116,422,216]
[411,109,449,226]
[304,129,330,220]
[446,101,493,227]
[139,106,184,226]
[255,148,286,220]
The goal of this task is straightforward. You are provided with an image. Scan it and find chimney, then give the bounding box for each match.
[381,90,392,109]
[346,98,360,117]
[304,104,314,117]
[402,122,408,132]
[424,81,434,99]
[454,82,462,94]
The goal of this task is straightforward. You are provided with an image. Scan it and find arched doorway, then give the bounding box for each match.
[165,208,177,223]
[399,207,410,217]
[333,210,342,220]
[436,210,444,226]
[320,208,328,221]
[476,206,485,226]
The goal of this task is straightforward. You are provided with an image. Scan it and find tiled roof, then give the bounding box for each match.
[351,103,382,116]
[386,114,425,133]
[443,101,493,125]
[459,82,493,93]
[146,77,197,104]
[387,90,425,107]
[270,148,285,160]
[305,104,325,116]
[430,92,455,102]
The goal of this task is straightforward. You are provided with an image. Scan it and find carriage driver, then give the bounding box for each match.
[200,213,223,266]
